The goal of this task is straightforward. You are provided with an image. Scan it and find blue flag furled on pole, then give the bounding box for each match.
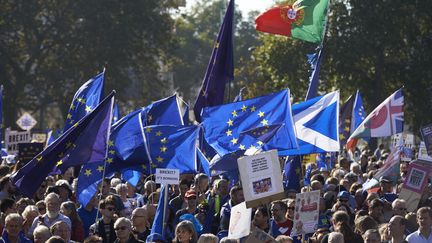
[148,185,168,241]
[280,91,340,156]
[305,48,323,101]
[339,95,354,147]
[193,0,234,122]
[143,125,199,174]
[202,89,298,157]
[351,90,366,133]
[63,71,105,133]
[283,156,301,192]
[113,101,120,124]
[12,92,114,198]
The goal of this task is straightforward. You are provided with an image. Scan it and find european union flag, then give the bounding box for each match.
[283,156,301,192]
[63,71,105,133]
[144,125,199,174]
[143,95,184,126]
[280,91,339,155]
[12,91,114,198]
[351,90,366,132]
[202,89,298,157]
[339,94,354,147]
[305,48,323,100]
[193,0,234,122]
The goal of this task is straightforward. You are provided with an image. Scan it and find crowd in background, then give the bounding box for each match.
[0,143,431,243]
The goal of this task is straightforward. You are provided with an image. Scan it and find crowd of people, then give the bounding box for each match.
[0,143,431,243]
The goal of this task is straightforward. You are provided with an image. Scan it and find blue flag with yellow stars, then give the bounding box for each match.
[12,91,114,198]
[283,156,301,192]
[351,90,366,132]
[201,89,298,157]
[77,95,183,206]
[193,0,234,122]
[143,125,199,174]
[63,71,105,133]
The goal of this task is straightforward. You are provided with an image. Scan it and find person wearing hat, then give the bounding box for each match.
[175,190,198,225]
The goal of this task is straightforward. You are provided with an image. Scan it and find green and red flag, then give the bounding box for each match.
[255,0,328,43]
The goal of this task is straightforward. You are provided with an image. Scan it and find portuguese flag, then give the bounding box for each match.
[255,0,328,43]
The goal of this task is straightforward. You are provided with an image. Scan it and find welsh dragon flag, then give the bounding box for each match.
[347,89,404,150]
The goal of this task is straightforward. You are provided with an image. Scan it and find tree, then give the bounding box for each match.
[0,0,180,130]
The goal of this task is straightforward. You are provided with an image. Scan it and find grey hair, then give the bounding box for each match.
[114,217,132,229]
[5,213,23,225]
[22,205,38,219]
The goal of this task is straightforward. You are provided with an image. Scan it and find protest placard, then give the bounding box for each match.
[292,190,320,236]
[245,227,276,243]
[155,168,179,185]
[238,149,285,208]
[228,202,252,239]
[420,124,432,156]
[399,163,430,212]
[418,142,432,163]
[4,128,32,155]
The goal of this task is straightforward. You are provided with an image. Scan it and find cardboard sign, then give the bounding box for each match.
[421,124,432,156]
[228,202,252,239]
[31,133,47,144]
[292,190,320,236]
[17,143,44,164]
[418,142,432,162]
[399,163,430,212]
[238,150,285,208]
[4,128,32,155]
[155,168,179,185]
[245,228,276,243]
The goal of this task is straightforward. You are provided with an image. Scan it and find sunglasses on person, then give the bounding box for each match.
[114,226,128,231]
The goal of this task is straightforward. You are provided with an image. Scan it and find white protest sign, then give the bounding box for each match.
[238,150,285,208]
[155,168,179,185]
[4,128,31,155]
[418,142,432,162]
[292,190,320,236]
[399,163,430,212]
[228,202,252,239]
[16,112,37,131]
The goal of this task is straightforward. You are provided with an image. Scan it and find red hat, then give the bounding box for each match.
[185,189,197,198]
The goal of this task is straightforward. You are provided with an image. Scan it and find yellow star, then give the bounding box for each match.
[156,131,162,137]
[160,146,167,153]
[214,42,220,48]
[72,122,79,128]
[67,113,72,119]
[241,105,247,112]
[80,98,86,104]
[232,110,238,117]
[148,114,153,122]
[250,106,256,112]
[109,150,115,155]
[66,141,73,148]
[257,141,264,146]
[85,169,92,177]
[69,119,74,125]
[226,129,232,136]
[108,140,114,147]
[344,126,350,132]
[201,90,207,97]
[239,144,246,150]
[156,156,164,163]
[160,137,167,143]
[70,104,75,110]
[261,119,269,126]
[230,138,238,145]
[106,158,113,163]
[145,127,152,133]
[258,111,265,117]
[227,119,234,127]
[56,160,63,167]
[249,145,256,150]
[141,165,147,170]
[340,134,346,140]
[36,156,43,162]
[77,98,83,103]
[97,166,104,172]
[85,106,92,113]
[151,163,157,169]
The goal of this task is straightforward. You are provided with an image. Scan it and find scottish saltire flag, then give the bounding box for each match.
[339,94,354,147]
[305,48,323,100]
[12,92,114,198]
[193,0,234,122]
[113,101,120,123]
[63,71,105,133]
[347,88,403,150]
[143,125,199,174]
[280,91,339,155]
[351,90,366,132]
[202,89,298,157]
[0,86,3,145]
[283,156,301,192]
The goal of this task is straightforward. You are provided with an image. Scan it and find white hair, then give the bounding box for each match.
[110,178,122,188]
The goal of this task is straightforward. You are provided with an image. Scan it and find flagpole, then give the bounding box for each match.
[95,94,115,222]
[162,184,169,234]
